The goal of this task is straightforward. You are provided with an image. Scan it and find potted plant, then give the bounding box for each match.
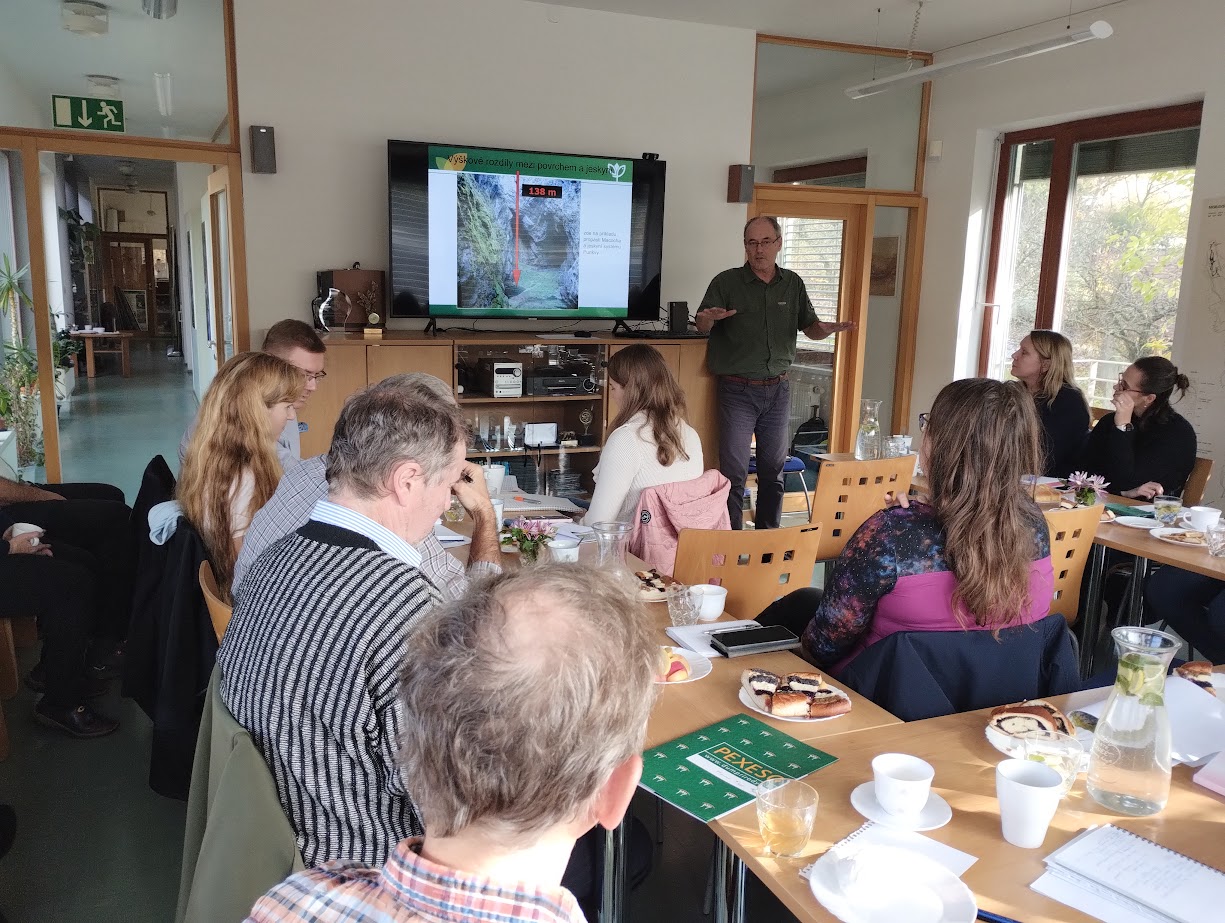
[0,342,44,480]
[500,517,557,563]
[52,328,81,404]
[0,255,32,337]
[1067,471,1109,507]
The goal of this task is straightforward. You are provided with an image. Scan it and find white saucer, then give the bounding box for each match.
[1115,515,1160,530]
[808,844,976,923]
[850,782,952,832]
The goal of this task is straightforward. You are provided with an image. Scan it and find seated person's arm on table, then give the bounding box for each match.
[803,513,899,667]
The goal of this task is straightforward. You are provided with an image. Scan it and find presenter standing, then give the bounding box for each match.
[696,216,853,529]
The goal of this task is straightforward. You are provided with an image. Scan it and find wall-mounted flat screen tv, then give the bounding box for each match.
[388,140,665,320]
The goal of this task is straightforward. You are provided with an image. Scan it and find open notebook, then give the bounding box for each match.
[1032,825,1225,923]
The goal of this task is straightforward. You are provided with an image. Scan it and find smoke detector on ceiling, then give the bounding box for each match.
[85,74,119,98]
[62,1,109,37]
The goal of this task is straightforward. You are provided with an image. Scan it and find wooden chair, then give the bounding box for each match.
[1090,405,1111,423]
[1043,505,1101,625]
[199,562,233,644]
[673,523,823,618]
[807,456,915,560]
[1182,456,1214,507]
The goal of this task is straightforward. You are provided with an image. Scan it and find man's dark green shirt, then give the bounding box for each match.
[700,263,817,379]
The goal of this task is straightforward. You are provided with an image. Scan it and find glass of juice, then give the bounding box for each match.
[755,778,818,858]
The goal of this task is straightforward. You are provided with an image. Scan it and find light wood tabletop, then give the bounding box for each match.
[708,685,1225,923]
[69,329,135,378]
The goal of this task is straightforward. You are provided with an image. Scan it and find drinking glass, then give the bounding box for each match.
[666,585,700,627]
[756,778,818,858]
[1207,524,1225,558]
[1019,729,1083,797]
[1153,495,1183,525]
[441,495,465,523]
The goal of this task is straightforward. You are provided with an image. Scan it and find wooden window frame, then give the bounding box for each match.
[978,101,1203,375]
[773,156,868,184]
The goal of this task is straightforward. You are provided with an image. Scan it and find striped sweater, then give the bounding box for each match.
[219,520,441,867]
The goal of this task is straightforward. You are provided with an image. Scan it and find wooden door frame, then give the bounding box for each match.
[99,231,156,335]
[750,185,927,443]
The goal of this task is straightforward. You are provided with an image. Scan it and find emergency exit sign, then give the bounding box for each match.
[51,95,125,133]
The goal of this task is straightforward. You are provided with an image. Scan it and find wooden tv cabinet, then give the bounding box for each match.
[298,332,719,480]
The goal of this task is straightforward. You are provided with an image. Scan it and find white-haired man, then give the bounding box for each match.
[220,382,487,868]
[245,565,657,923]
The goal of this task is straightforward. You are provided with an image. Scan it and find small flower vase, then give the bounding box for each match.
[1075,488,1100,507]
[520,540,544,564]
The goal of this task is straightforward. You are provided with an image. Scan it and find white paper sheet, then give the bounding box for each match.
[497,492,581,513]
[664,621,761,658]
[432,524,470,546]
[801,822,978,881]
[1081,675,1225,764]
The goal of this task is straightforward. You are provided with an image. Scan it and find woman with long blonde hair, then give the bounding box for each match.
[1010,330,1089,478]
[179,351,302,596]
[758,378,1054,674]
[581,344,703,524]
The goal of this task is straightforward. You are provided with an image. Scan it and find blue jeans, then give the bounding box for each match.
[717,377,790,529]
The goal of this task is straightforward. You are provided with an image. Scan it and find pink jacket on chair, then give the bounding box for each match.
[629,469,731,574]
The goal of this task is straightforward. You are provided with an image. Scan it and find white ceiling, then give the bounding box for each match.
[754,42,922,98]
[0,0,227,141]
[539,0,1129,52]
[71,153,178,189]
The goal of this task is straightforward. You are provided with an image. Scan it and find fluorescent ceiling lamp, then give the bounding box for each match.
[62,1,109,37]
[143,0,177,19]
[154,72,174,118]
[846,20,1113,99]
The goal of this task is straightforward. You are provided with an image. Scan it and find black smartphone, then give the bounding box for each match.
[709,625,801,658]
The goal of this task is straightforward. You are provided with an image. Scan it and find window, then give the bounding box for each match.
[982,104,1201,407]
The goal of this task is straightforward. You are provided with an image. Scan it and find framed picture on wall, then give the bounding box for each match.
[870,236,900,297]
[124,289,149,330]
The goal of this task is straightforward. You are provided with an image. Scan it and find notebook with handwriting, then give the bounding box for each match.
[1040,825,1225,923]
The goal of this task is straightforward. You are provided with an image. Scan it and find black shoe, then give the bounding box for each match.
[24,667,109,700]
[33,701,119,739]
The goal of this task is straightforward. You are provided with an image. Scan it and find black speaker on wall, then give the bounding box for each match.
[250,125,277,174]
[727,164,755,203]
[668,301,689,333]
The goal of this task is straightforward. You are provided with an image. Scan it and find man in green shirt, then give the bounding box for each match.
[697,216,852,528]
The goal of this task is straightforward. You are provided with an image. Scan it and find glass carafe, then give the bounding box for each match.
[1086,627,1178,816]
[592,521,635,588]
[854,399,882,461]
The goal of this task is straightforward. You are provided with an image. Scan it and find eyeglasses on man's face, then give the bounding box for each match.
[296,367,328,383]
[744,237,780,250]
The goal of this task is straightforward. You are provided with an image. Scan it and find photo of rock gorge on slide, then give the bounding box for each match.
[456,173,581,310]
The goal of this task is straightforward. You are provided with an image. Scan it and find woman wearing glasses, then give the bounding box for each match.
[179,352,303,597]
[1010,330,1089,478]
[1080,356,1196,500]
[758,378,1054,674]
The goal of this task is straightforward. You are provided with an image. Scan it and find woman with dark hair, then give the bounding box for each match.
[581,345,703,524]
[757,378,1054,673]
[1080,356,1196,500]
[1011,330,1089,478]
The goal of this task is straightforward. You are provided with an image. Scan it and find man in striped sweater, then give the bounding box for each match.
[219,380,493,868]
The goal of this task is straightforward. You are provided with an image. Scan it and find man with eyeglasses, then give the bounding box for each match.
[179,319,327,471]
[696,216,853,528]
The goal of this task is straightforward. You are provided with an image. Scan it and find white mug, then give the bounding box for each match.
[549,537,580,563]
[490,498,504,527]
[871,753,934,818]
[996,758,1063,848]
[482,464,506,496]
[1184,506,1222,532]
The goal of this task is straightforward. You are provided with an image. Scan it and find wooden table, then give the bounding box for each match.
[709,684,1225,923]
[70,330,134,378]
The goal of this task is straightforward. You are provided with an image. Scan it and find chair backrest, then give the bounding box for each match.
[1182,456,1214,507]
[1090,405,1110,423]
[1043,505,1101,625]
[673,523,822,617]
[199,561,233,643]
[808,456,915,560]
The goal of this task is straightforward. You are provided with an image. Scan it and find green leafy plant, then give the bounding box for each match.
[58,207,100,264]
[52,328,83,368]
[0,254,32,321]
[0,342,43,468]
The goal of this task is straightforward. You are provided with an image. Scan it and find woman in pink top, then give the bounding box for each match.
[759,378,1054,674]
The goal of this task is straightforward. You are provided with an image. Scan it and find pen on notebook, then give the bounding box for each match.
[977,910,1022,923]
[513,496,540,505]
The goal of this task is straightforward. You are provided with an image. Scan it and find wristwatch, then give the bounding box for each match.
[1116,422,1134,432]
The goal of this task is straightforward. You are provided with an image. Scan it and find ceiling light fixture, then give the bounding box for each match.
[61,1,109,37]
[116,160,136,176]
[845,20,1113,99]
[143,0,177,19]
[154,72,174,118]
[85,74,119,98]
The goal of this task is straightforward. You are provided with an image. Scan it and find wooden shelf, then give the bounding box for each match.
[467,446,601,458]
[458,394,601,404]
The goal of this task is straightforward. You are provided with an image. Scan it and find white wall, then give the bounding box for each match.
[38,153,71,331]
[917,0,1225,505]
[0,53,40,129]
[174,162,213,401]
[233,0,756,341]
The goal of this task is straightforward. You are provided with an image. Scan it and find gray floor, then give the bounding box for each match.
[0,341,196,922]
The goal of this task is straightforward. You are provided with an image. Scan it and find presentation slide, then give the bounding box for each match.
[426,146,633,317]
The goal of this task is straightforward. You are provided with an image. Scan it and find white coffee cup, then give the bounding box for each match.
[871,753,934,818]
[996,758,1063,848]
[549,537,580,563]
[1184,506,1222,532]
[482,464,506,495]
[9,522,42,537]
[691,584,728,621]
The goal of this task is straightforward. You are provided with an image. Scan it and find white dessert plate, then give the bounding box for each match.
[1115,516,1160,530]
[808,843,976,923]
[737,686,851,723]
[1151,527,1208,549]
[849,782,952,832]
[654,647,712,685]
